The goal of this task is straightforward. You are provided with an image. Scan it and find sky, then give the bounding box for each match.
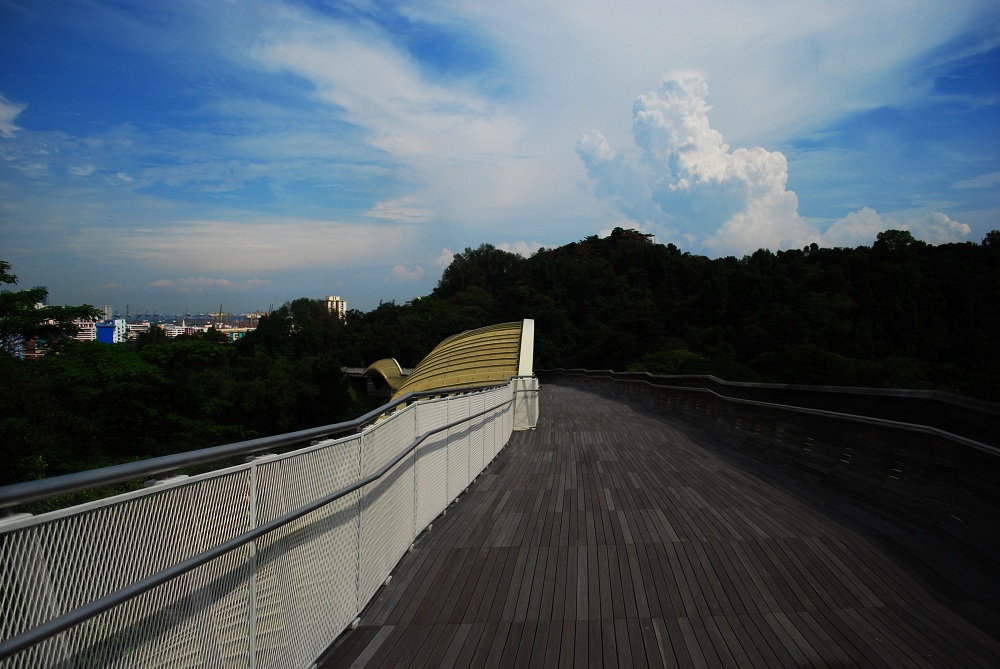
[1,0,998,315]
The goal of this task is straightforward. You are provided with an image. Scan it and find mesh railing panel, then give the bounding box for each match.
[252,436,364,669]
[414,400,450,532]
[447,395,473,501]
[0,382,519,668]
[357,453,414,606]
[469,392,486,475]
[0,467,254,668]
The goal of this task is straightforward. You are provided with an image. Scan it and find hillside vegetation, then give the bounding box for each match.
[341,228,1000,401]
[2,228,997,489]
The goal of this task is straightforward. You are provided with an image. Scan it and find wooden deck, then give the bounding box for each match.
[318,383,1000,668]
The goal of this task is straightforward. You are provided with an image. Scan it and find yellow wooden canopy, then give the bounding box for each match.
[366,320,534,400]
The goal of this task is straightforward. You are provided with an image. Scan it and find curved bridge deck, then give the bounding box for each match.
[320,383,1000,668]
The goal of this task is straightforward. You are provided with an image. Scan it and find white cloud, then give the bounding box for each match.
[110,171,133,185]
[578,74,973,255]
[391,265,425,282]
[497,241,544,257]
[578,74,814,255]
[252,10,536,227]
[434,248,455,269]
[576,74,976,255]
[112,217,418,274]
[0,96,26,138]
[70,165,97,177]
[822,207,971,247]
[367,196,433,223]
[954,171,1000,189]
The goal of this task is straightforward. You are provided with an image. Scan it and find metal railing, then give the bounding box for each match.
[0,376,539,668]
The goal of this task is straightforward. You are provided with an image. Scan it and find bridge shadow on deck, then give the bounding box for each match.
[319,383,1000,668]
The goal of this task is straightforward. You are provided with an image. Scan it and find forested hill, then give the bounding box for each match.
[339,228,1000,401]
[2,229,997,489]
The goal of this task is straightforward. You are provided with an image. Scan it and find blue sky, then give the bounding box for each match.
[1,0,998,315]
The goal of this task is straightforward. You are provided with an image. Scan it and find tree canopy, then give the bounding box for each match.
[3,229,998,492]
[0,260,100,355]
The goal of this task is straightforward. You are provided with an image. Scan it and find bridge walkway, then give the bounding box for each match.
[318,383,1000,668]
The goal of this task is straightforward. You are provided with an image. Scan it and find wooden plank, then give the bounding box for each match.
[481,546,519,623]
[437,623,476,669]
[453,547,501,623]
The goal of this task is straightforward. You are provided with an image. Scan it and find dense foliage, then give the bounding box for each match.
[1,296,365,491]
[2,229,997,488]
[337,228,1000,401]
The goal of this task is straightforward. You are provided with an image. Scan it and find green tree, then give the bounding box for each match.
[0,260,100,354]
[434,244,524,300]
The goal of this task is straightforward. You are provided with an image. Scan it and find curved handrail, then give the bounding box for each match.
[558,372,999,456]
[0,392,515,661]
[537,368,1000,447]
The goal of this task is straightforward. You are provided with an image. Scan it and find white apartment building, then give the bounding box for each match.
[324,295,347,320]
[73,319,97,342]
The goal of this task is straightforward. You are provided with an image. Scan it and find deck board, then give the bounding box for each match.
[317,383,1000,668]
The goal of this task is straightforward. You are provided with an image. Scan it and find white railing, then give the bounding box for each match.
[0,377,539,668]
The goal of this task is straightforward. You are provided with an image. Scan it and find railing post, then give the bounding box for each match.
[248,458,259,669]
[355,430,366,622]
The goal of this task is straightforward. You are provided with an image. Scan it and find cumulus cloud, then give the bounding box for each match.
[434,249,455,269]
[391,265,425,282]
[578,74,813,255]
[578,74,971,255]
[497,241,544,257]
[0,96,26,138]
[822,208,970,246]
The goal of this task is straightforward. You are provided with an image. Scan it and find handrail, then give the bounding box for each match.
[598,374,999,456]
[0,381,512,511]
[538,368,1000,447]
[538,368,998,407]
[0,393,514,661]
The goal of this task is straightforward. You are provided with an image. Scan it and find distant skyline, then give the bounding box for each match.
[1,1,998,314]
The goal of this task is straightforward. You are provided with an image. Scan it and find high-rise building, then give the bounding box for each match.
[324,295,347,320]
[95,319,127,344]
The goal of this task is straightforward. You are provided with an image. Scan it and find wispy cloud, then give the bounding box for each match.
[113,217,418,274]
[0,96,25,138]
[367,196,433,223]
[953,171,1000,189]
[148,276,272,294]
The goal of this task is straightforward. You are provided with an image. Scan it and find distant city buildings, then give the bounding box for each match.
[11,293,349,359]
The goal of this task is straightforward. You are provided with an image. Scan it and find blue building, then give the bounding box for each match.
[95,319,127,344]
